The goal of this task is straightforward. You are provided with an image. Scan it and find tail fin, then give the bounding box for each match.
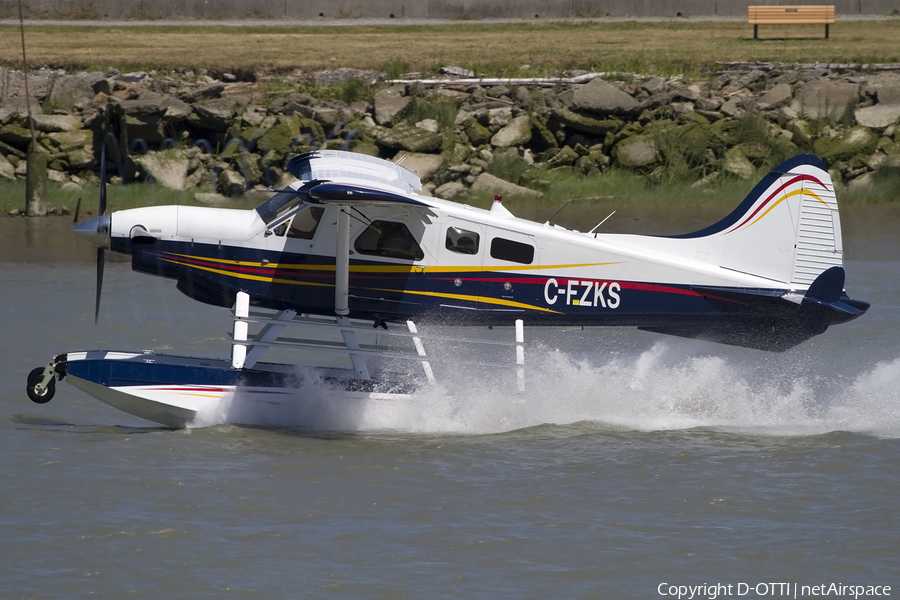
[673,155,843,288]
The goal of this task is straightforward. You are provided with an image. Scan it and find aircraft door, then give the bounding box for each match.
[346,211,434,319]
[431,220,486,307]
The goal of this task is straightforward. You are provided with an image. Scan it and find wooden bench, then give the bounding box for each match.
[748,5,835,39]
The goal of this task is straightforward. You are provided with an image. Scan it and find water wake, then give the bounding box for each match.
[191,338,900,438]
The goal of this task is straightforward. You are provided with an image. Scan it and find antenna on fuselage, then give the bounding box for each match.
[589,211,616,237]
[543,202,570,226]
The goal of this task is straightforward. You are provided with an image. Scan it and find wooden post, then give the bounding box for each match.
[25,143,47,217]
[19,0,47,217]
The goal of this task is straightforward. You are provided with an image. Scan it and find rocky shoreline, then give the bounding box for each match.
[1,63,899,213]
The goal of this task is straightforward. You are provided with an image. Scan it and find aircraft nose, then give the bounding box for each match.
[72,214,111,249]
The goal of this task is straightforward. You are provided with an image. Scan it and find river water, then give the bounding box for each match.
[2,206,899,598]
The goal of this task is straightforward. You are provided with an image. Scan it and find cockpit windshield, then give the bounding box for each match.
[255,190,304,226]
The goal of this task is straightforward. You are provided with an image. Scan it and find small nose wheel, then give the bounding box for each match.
[27,366,56,404]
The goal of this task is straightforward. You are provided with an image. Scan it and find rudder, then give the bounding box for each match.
[672,155,843,288]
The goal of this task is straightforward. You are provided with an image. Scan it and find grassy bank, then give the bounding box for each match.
[4,164,896,222]
[2,20,900,78]
[2,20,899,214]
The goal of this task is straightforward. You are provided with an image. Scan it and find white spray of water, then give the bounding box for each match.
[189,339,900,438]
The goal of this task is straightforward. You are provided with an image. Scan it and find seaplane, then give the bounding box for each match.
[26,150,869,428]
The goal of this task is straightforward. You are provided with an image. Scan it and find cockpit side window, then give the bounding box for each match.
[490,237,534,264]
[445,227,480,255]
[287,206,325,239]
[354,220,424,261]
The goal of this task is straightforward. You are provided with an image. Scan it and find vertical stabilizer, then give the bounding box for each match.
[672,155,843,288]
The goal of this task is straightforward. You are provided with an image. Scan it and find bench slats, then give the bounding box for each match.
[748,5,834,38]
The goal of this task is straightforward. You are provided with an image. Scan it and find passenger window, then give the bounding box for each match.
[490,237,534,264]
[445,227,480,255]
[287,206,325,239]
[355,220,424,261]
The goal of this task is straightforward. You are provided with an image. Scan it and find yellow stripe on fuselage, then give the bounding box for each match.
[159,256,332,287]
[379,289,562,313]
[162,252,621,275]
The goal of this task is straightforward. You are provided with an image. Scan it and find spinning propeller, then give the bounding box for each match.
[72,144,111,324]
[95,144,107,324]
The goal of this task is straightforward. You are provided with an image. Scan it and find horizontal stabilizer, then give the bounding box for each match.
[803,265,844,305]
[800,266,868,318]
[640,266,868,351]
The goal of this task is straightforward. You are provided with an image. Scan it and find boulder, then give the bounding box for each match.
[757,83,793,111]
[160,96,193,122]
[0,123,33,149]
[48,72,106,110]
[415,119,440,133]
[875,81,900,105]
[66,147,94,170]
[308,99,351,129]
[371,123,442,153]
[490,115,532,148]
[571,78,640,116]
[393,152,444,183]
[723,147,755,179]
[48,129,92,152]
[847,171,876,193]
[813,126,879,162]
[134,151,190,190]
[486,107,513,132]
[461,117,492,146]
[787,119,814,145]
[642,76,667,95]
[110,95,168,117]
[855,104,900,129]
[114,72,149,84]
[109,95,170,143]
[190,98,239,131]
[722,69,766,95]
[0,153,15,180]
[719,98,744,119]
[217,169,247,196]
[470,172,543,199]
[178,82,227,103]
[47,169,67,184]
[0,97,37,123]
[434,180,467,200]
[373,86,410,127]
[33,114,83,133]
[552,108,622,135]
[792,81,859,120]
[613,135,659,168]
[268,92,315,117]
[546,145,579,168]
[671,102,695,117]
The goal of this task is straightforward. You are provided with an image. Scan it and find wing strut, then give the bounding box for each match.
[335,205,371,379]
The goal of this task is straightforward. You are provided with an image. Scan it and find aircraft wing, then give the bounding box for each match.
[308,183,434,207]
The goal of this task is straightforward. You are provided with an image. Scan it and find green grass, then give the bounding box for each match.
[3,20,900,78]
[0,180,255,217]
[467,162,900,208]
